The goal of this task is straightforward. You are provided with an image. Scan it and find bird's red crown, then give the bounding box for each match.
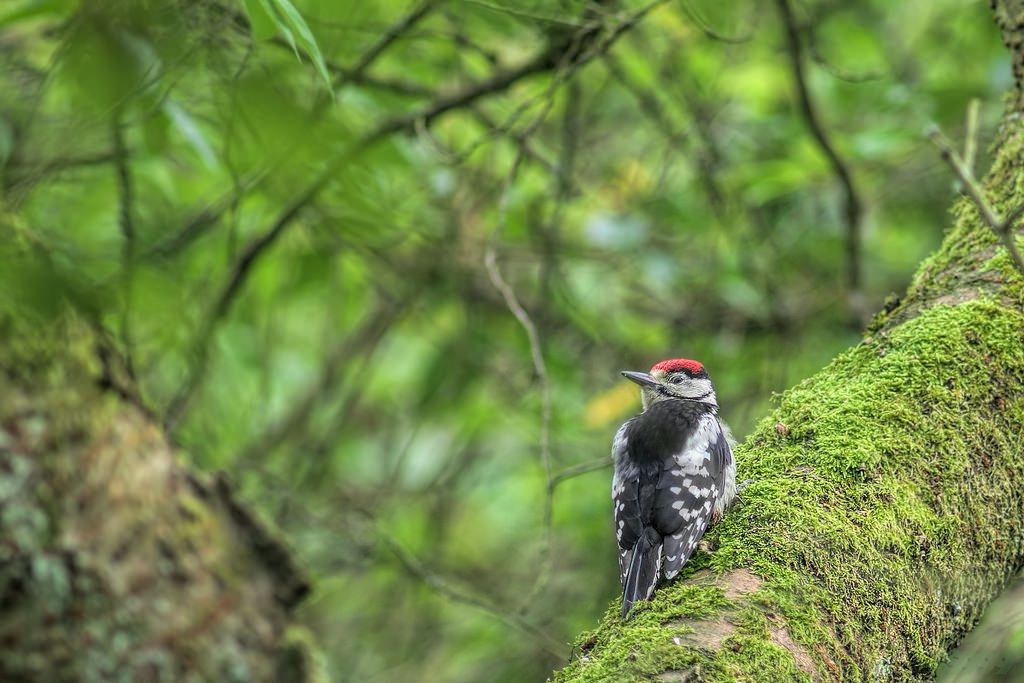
[650,358,704,374]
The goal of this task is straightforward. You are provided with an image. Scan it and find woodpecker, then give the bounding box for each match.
[612,358,737,619]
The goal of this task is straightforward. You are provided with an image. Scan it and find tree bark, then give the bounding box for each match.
[0,315,310,682]
[555,5,1024,682]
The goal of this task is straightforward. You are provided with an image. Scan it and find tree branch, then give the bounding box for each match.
[369,0,667,141]
[377,531,566,659]
[111,112,137,381]
[343,0,438,85]
[928,126,1024,276]
[775,0,865,319]
[165,3,664,430]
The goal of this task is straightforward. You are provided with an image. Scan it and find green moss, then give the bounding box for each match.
[557,295,1024,682]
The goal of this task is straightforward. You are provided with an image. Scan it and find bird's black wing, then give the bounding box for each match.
[613,467,641,584]
[708,419,733,502]
[652,414,727,580]
[613,460,662,585]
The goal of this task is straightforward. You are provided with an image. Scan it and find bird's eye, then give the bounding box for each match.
[670,375,684,384]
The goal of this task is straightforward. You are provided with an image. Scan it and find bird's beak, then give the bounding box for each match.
[621,370,659,388]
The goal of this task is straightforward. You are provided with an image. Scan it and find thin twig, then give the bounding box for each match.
[225,1,435,98]
[112,112,137,380]
[250,465,566,659]
[268,35,434,96]
[964,98,981,174]
[676,0,753,43]
[163,137,376,431]
[467,107,558,174]
[484,160,550,484]
[473,57,573,613]
[483,139,559,615]
[377,530,566,658]
[776,0,864,317]
[344,0,438,84]
[146,172,267,259]
[459,0,587,26]
[928,127,1024,276]
[549,458,611,489]
[4,152,117,192]
[442,19,500,66]
[373,0,667,139]
[420,1,665,170]
[112,115,135,269]
[165,2,663,430]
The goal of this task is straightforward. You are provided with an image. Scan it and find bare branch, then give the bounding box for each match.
[928,126,1024,277]
[458,0,588,27]
[964,98,981,174]
[468,107,558,174]
[676,0,753,43]
[146,173,266,259]
[329,69,434,97]
[165,2,664,430]
[111,112,137,381]
[484,160,551,486]
[224,1,436,98]
[371,0,667,140]
[928,127,1005,232]
[603,53,687,149]
[485,256,550,434]
[775,0,865,318]
[481,138,559,615]
[343,0,438,85]
[440,13,500,66]
[550,458,611,489]
[376,529,566,658]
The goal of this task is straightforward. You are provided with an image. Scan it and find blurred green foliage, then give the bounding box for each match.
[0,0,1009,680]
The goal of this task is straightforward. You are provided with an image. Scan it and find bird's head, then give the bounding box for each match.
[621,358,717,410]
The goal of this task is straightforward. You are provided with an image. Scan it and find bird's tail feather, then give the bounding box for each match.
[621,527,662,619]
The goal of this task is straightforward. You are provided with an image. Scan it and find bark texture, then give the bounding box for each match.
[0,315,311,682]
[555,7,1024,683]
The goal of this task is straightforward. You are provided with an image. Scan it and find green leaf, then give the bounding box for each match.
[269,0,333,95]
[240,0,334,96]
[241,0,277,41]
[0,0,74,28]
[163,101,218,169]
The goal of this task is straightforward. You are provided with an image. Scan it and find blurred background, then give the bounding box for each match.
[0,0,1011,680]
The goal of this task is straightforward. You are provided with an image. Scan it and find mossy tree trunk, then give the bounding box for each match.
[555,5,1024,682]
[0,315,310,683]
